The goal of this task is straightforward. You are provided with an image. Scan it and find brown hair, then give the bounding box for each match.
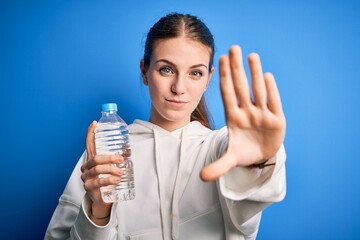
[143,13,214,129]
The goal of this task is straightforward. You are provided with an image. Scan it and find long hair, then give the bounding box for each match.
[143,13,214,129]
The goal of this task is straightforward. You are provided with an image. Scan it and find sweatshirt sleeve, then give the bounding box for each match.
[45,152,87,239]
[70,195,118,239]
[45,151,118,240]
[210,127,287,238]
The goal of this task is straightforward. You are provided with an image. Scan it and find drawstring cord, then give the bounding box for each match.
[154,126,202,239]
[170,128,186,240]
[154,129,171,239]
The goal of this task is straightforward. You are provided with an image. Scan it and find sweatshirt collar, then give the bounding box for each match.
[129,119,211,137]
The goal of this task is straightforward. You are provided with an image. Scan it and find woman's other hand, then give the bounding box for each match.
[201,45,286,182]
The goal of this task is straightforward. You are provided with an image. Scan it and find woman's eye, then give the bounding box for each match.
[190,71,203,79]
[159,67,173,75]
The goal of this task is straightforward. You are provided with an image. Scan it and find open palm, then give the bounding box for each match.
[201,46,286,182]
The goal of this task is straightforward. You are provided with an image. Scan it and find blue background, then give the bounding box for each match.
[1,1,359,239]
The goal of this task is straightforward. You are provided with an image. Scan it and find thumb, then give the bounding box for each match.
[86,121,97,159]
[200,152,237,182]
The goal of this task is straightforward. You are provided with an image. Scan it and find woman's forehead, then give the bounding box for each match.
[151,37,211,67]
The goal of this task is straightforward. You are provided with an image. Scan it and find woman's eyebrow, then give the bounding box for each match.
[155,59,208,69]
[191,64,208,69]
[155,59,176,67]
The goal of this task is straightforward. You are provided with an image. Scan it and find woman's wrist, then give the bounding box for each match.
[89,208,110,219]
[89,202,112,225]
[248,159,275,169]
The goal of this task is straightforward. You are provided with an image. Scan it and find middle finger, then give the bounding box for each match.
[229,45,252,107]
[81,154,123,173]
[82,164,122,181]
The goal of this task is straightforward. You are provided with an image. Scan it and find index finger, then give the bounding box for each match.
[219,55,237,116]
[86,121,97,160]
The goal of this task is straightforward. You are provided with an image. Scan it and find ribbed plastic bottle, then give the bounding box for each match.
[94,103,135,202]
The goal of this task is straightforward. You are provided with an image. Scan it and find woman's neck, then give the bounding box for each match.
[149,108,191,132]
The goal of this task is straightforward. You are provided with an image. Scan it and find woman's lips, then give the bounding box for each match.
[165,99,188,107]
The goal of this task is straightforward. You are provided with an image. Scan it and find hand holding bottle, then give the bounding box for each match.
[80,121,123,224]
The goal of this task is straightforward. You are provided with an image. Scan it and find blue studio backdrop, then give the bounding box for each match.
[1,1,360,239]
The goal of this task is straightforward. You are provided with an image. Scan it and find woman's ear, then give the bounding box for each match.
[140,60,148,85]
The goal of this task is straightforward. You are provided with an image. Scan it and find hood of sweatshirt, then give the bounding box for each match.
[127,119,213,239]
[128,119,212,137]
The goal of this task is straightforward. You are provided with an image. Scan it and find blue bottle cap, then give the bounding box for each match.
[101,103,118,112]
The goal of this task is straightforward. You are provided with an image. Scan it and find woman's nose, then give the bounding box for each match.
[171,76,186,95]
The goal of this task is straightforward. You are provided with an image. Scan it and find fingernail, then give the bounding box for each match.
[116,156,123,162]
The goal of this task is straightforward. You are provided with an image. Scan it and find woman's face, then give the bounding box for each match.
[141,37,213,131]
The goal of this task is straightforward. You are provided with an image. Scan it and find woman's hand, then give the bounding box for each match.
[200,45,286,182]
[80,121,123,223]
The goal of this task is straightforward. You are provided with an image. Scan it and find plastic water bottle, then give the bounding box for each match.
[94,103,135,202]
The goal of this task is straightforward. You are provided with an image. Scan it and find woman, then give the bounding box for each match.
[46,13,286,240]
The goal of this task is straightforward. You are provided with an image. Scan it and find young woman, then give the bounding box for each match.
[46,13,286,240]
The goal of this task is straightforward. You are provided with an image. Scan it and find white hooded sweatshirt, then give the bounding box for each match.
[45,119,286,240]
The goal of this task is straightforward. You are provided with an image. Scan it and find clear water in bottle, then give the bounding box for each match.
[94,103,135,202]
